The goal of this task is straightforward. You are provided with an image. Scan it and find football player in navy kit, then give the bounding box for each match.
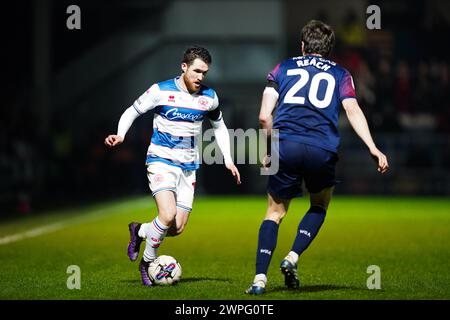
[246,20,388,295]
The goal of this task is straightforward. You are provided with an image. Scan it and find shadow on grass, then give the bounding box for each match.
[269,284,363,294]
[120,279,142,284]
[178,277,231,283]
[120,277,231,284]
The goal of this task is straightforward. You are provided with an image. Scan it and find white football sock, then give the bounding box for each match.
[138,223,150,239]
[253,273,267,287]
[142,217,169,262]
[287,251,299,264]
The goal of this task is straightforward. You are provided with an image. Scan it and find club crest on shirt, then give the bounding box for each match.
[198,96,209,108]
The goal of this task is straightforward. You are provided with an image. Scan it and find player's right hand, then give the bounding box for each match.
[261,154,271,169]
[104,135,124,147]
[369,147,389,174]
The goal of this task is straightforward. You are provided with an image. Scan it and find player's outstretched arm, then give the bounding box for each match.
[104,106,141,148]
[210,118,241,185]
[225,162,241,185]
[342,98,389,174]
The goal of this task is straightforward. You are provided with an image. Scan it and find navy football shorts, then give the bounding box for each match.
[267,140,338,199]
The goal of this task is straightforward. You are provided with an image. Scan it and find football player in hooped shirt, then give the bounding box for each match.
[246,20,389,295]
[105,46,241,286]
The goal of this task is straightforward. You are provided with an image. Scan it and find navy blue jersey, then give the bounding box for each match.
[267,55,356,153]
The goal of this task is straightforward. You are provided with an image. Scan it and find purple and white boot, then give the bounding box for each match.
[127,222,143,261]
[139,258,153,287]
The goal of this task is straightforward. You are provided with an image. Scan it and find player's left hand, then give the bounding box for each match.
[369,147,389,174]
[225,162,241,185]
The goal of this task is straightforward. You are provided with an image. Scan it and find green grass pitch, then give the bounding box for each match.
[0,196,449,300]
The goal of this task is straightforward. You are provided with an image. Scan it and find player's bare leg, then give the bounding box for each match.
[128,195,190,261]
[281,186,334,289]
[310,186,334,210]
[167,208,190,237]
[141,191,177,260]
[135,191,177,286]
[265,193,291,224]
[246,193,290,295]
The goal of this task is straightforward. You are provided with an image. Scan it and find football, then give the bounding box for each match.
[148,255,182,285]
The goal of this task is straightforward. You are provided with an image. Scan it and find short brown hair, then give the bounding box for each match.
[182,46,212,66]
[301,20,335,57]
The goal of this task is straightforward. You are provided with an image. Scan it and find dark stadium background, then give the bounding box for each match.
[1,0,449,217]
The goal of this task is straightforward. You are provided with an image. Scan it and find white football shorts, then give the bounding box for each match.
[147,162,196,213]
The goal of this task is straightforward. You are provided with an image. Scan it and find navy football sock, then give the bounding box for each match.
[255,220,279,275]
[291,206,326,256]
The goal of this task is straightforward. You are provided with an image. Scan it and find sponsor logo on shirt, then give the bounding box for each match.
[164,108,204,122]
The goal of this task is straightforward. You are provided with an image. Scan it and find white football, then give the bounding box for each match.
[148,255,182,285]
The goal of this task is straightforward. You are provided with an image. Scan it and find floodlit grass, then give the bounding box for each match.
[0,196,449,300]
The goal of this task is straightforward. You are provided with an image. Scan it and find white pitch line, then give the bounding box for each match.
[0,199,153,245]
[0,209,110,245]
[0,222,66,245]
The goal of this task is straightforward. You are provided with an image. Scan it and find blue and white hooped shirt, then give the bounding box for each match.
[132,77,221,171]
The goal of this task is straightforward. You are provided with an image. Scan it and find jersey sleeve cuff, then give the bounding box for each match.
[132,102,144,115]
[340,96,357,102]
[263,87,279,98]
